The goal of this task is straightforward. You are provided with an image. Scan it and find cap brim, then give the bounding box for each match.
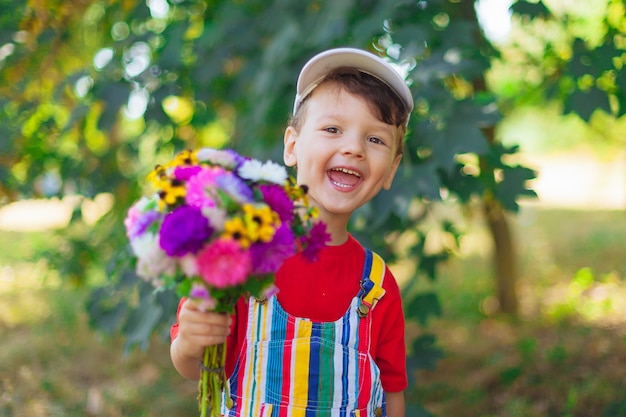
[294,47,413,116]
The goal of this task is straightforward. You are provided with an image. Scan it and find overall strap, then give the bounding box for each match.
[357,248,386,317]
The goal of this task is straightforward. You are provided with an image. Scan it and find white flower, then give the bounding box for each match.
[130,233,176,285]
[179,253,199,277]
[201,206,227,231]
[196,148,238,168]
[237,159,288,184]
[134,195,152,212]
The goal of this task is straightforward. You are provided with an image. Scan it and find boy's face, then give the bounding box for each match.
[283,82,402,222]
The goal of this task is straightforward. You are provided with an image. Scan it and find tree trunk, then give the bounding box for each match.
[483,182,519,315]
[458,0,520,315]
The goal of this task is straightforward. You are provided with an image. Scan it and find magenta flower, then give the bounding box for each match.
[259,184,294,223]
[174,165,202,181]
[301,221,331,262]
[159,205,213,256]
[250,224,295,275]
[196,238,252,288]
[185,167,223,208]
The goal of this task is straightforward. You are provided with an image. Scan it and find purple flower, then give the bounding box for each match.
[250,224,295,275]
[259,184,294,223]
[189,283,217,311]
[128,210,161,239]
[159,205,213,256]
[226,149,247,169]
[173,165,202,181]
[216,172,254,204]
[301,222,330,262]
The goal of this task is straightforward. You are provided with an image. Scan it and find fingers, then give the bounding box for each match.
[176,299,232,355]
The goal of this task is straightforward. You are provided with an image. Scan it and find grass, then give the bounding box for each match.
[1,206,626,416]
[0,233,198,417]
[406,205,626,417]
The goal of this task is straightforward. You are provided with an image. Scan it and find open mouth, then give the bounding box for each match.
[328,167,361,189]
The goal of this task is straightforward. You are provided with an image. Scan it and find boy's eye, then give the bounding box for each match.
[368,136,385,145]
[325,127,339,134]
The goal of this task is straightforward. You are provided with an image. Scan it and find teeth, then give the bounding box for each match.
[331,181,352,188]
[332,167,361,177]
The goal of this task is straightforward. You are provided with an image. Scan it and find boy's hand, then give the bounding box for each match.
[177,299,232,355]
[172,299,232,372]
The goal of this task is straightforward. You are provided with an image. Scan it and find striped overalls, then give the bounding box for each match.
[222,250,387,417]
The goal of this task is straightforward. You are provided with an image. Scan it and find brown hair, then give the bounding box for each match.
[288,67,409,155]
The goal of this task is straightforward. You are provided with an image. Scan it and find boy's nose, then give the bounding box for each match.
[340,133,365,159]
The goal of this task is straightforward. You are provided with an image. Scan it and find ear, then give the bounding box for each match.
[283,126,298,167]
[383,153,402,190]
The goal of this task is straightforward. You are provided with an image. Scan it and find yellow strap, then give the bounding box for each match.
[362,251,386,309]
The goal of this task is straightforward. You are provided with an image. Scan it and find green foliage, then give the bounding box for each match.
[3,0,608,407]
[405,292,443,326]
[603,396,626,417]
[3,208,626,416]
[503,0,626,119]
[407,333,445,374]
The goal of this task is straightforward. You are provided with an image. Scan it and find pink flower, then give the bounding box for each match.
[196,238,252,288]
[124,196,156,238]
[124,204,142,236]
[185,167,224,208]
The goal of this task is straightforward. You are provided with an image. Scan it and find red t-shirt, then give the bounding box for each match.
[171,235,407,392]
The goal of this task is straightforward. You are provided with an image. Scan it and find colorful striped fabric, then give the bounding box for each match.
[222,250,386,417]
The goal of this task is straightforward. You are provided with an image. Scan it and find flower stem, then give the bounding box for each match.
[199,346,210,417]
[198,344,226,417]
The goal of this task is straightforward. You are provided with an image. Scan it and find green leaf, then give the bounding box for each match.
[564,87,612,121]
[405,292,443,326]
[510,0,551,18]
[406,333,444,373]
[86,286,128,335]
[494,165,538,212]
[394,162,443,201]
[441,162,485,204]
[123,294,164,352]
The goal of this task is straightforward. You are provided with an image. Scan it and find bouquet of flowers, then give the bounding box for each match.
[123,147,329,417]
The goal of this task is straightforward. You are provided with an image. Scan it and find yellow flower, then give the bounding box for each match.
[243,204,279,243]
[147,164,168,188]
[285,182,311,209]
[222,217,252,249]
[168,149,199,168]
[158,179,186,207]
[285,181,305,200]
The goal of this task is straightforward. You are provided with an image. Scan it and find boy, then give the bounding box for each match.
[170,47,413,416]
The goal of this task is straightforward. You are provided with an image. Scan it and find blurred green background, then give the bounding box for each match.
[1,0,625,416]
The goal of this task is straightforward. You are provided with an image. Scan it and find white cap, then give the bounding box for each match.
[293,47,414,118]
